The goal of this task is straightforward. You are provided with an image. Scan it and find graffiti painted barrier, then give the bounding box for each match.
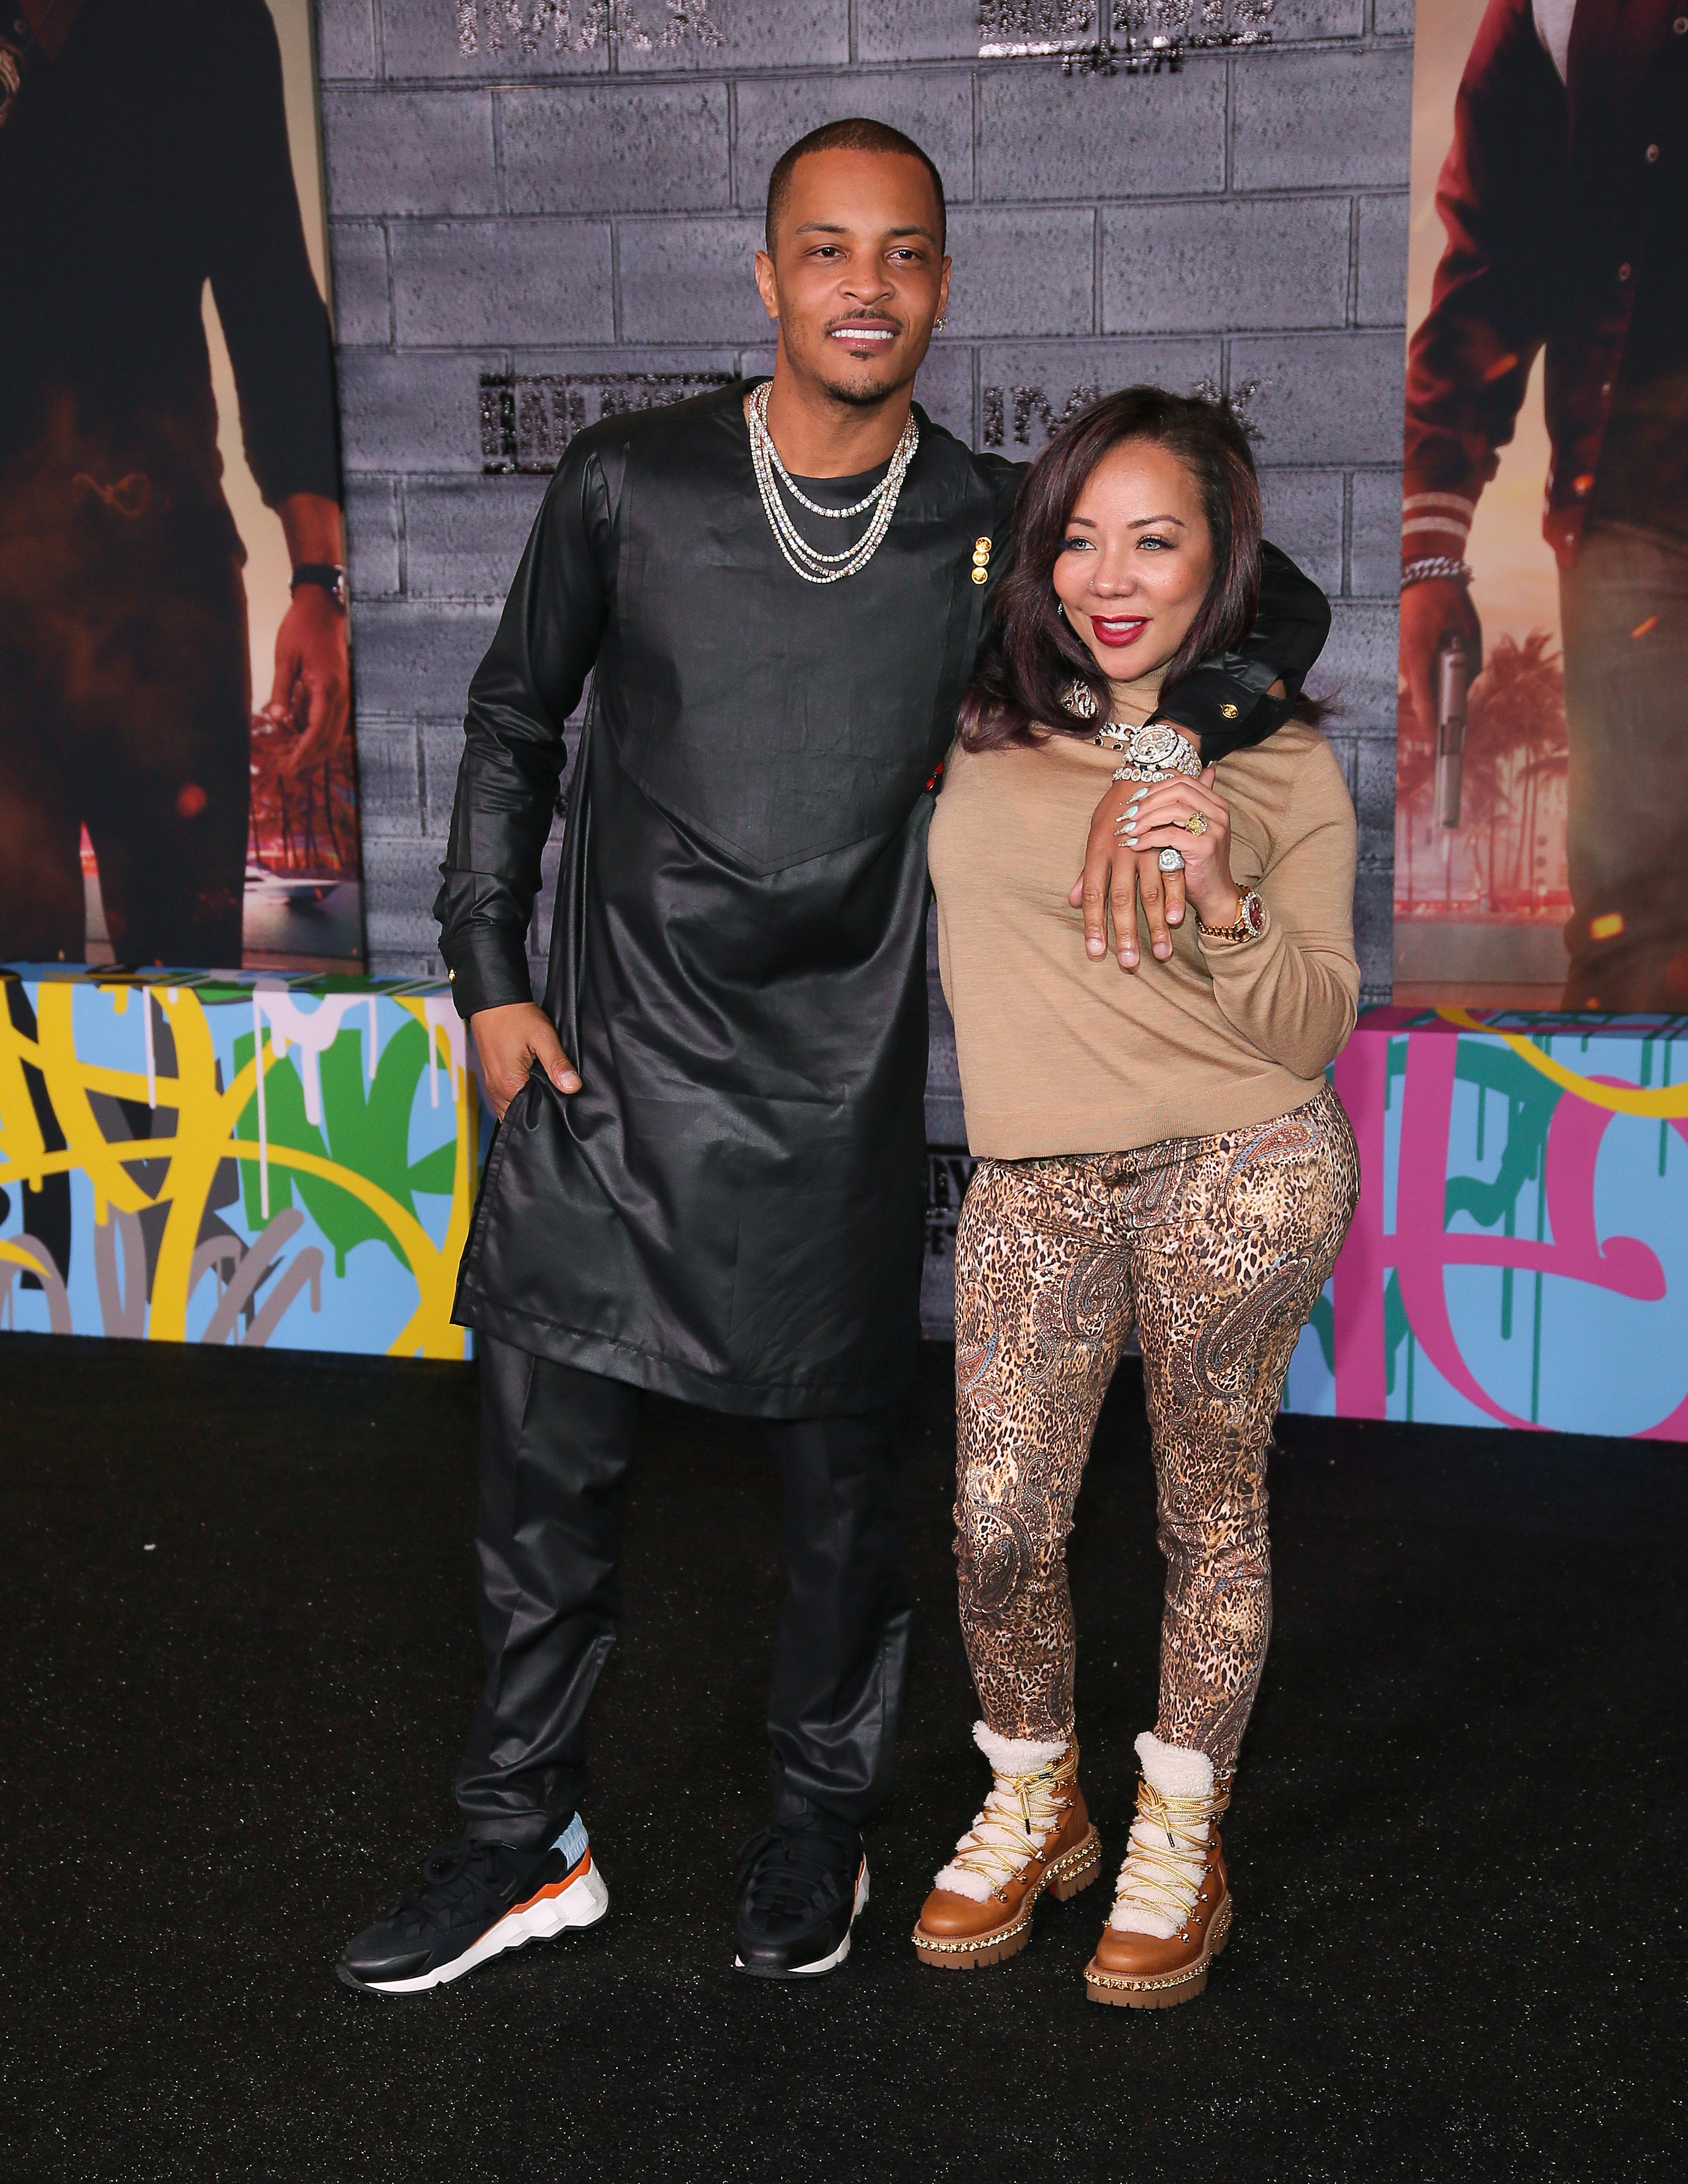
[0,967,478,1358]
[1283,1008,1688,1440]
[13,975,1682,1424]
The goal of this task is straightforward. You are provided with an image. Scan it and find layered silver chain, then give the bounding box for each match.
[747,380,919,585]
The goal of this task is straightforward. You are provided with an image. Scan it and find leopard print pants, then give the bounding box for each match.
[952,1081,1358,1768]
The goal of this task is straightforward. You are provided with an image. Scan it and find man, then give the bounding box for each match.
[338,120,1329,1995]
[0,0,348,970]
[1401,0,1687,1007]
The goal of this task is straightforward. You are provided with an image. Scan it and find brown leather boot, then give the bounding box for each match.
[1084,1733,1232,2009]
[913,1724,1100,1970]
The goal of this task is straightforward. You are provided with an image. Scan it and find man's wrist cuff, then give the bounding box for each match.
[438,951,535,1021]
[1403,490,1474,530]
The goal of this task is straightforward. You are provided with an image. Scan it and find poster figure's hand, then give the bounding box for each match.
[471,1002,581,1122]
[1071,773,1187,971]
[267,584,350,774]
[1401,577,1482,747]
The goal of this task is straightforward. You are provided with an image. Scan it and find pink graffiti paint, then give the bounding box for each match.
[1333,1030,1667,1430]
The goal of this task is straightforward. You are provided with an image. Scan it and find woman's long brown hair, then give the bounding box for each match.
[959,387,1264,752]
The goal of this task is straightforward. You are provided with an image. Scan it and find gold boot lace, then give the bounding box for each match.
[1110,1769,1232,1933]
[945,1743,1079,1901]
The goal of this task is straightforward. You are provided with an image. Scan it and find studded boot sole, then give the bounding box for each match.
[1083,1883,1233,2008]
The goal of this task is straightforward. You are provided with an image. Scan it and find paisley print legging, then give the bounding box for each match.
[951,1082,1359,1768]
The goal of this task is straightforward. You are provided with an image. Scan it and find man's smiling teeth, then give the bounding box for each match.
[832,327,895,342]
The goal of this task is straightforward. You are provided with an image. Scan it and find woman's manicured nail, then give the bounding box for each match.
[1087,937,1106,956]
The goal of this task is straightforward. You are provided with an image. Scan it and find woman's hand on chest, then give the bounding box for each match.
[1114,765,1244,932]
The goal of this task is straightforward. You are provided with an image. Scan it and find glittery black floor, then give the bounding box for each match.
[2,1335,1683,2182]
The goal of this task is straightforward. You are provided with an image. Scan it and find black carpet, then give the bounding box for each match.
[2,1335,1683,2182]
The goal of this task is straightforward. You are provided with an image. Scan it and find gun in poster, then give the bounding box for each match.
[1434,634,1470,831]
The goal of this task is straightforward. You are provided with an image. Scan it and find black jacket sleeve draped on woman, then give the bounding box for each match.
[436,386,1330,1419]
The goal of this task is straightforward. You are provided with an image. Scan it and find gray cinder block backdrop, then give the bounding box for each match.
[316,0,1410,1064]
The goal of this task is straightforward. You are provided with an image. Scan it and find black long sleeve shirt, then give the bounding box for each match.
[0,0,340,551]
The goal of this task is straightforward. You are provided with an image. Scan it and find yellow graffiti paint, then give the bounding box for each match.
[0,980,476,1357]
[1437,1006,1688,1120]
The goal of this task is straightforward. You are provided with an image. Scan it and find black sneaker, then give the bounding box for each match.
[733,1810,868,1978]
[336,1815,607,1995]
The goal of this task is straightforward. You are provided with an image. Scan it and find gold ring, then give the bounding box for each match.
[1183,811,1209,836]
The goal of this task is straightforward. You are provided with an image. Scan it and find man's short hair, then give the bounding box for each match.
[764,118,947,254]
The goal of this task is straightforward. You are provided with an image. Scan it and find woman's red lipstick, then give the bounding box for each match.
[1088,615,1148,649]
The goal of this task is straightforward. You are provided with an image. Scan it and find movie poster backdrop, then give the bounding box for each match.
[1395,0,1687,1010]
[0,0,362,974]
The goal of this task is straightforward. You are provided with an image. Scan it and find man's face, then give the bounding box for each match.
[755,149,950,409]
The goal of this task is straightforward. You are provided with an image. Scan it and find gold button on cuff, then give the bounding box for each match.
[974,537,992,552]
[1219,702,1239,719]
[971,567,989,584]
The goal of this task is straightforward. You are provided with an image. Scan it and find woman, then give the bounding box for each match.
[915,388,1360,2007]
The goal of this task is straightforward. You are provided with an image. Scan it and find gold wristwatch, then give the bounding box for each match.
[1197,889,1266,943]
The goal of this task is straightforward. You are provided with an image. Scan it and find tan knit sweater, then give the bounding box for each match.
[928,721,1360,1158]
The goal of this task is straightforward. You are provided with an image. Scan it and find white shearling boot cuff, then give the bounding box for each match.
[1107,1732,1218,1938]
[972,1721,1069,1774]
[931,1722,1075,1901]
[1134,1730,1215,1802]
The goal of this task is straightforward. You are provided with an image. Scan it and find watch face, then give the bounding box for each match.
[1135,723,1184,769]
[1244,891,1266,935]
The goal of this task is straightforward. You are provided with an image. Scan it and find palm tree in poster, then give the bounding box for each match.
[1469,634,1567,912]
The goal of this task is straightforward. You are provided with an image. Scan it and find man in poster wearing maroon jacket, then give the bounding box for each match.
[0,0,348,970]
[1401,0,1688,1009]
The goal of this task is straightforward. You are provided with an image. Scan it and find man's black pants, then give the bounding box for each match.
[1561,519,1688,1007]
[456,1336,913,1850]
[0,510,251,967]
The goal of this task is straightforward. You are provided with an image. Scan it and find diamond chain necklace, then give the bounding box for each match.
[747,380,919,585]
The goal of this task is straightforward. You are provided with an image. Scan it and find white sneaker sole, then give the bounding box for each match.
[360,1854,610,1995]
[734,1857,869,1977]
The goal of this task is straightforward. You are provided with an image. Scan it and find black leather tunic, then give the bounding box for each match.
[436,384,1329,1418]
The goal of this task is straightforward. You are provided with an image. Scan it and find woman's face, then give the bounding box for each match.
[1050,438,1215,689]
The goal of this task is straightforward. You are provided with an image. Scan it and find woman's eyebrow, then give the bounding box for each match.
[1065,511,1188,530]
